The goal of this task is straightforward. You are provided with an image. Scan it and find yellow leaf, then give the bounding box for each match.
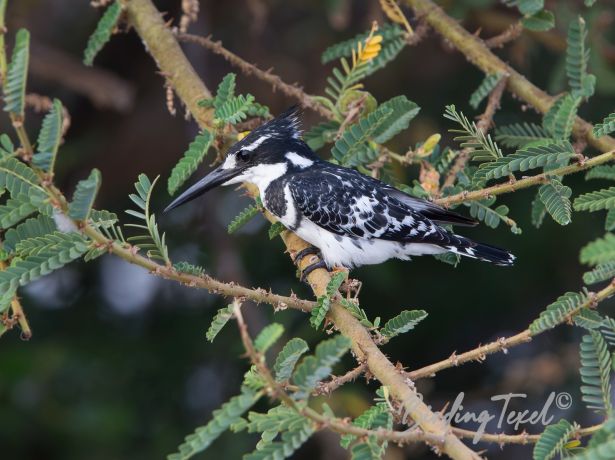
[564,440,581,449]
[379,0,413,35]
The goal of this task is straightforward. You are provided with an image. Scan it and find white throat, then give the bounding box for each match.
[223,162,288,194]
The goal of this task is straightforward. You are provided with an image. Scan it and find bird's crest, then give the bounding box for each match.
[257,105,302,140]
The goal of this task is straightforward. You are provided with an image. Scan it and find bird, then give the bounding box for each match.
[165,107,515,280]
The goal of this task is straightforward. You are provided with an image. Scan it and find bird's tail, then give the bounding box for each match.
[444,235,515,266]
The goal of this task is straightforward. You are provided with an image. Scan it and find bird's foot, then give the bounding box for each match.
[293,246,321,265]
[300,259,328,283]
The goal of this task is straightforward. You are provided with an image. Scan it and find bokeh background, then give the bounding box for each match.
[1,0,615,459]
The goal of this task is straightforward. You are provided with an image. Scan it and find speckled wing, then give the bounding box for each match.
[286,166,458,244]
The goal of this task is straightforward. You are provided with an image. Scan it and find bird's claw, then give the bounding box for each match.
[300,259,328,283]
[293,246,321,265]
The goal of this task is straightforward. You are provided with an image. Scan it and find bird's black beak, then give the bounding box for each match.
[164,165,241,213]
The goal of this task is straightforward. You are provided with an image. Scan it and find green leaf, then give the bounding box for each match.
[533,419,574,460]
[444,104,502,162]
[350,436,386,460]
[464,198,520,233]
[214,73,236,109]
[173,261,205,277]
[310,296,331,330]
[339,298,376,328]
[583,262,615,285]
[33,99,63,171]
[371,96,420,143]
[268,221,285,239]
[522,10,555,31]
[340,402,391,449]
[3,29,29,116]
[206,305,234,342]
[529,291,587,334]
[543,93,581,140]
[243,419,314,460]
[310,272,346,329]
[594,112,615,138]
[574,309,605,330]
[215,94,255,124]
[245,404,306,435]
[274,338,309,382]
[538,180,572,225]
[0,157,43,197]
[567,16,595,98]
[254,323,284,353]
[531,192,547,228]
[168,130,213,196]
[304,121,340,151]
[579,331,612,414]
[3,214,56,252]
[331,106,393,166]
[580,233,615,266]
[0,134,14,157]
[0,194,36,229]
[381,310,427,339]
[83,1,122,66]
[0,285,16,314]
[321,24,405,84]
[575,187,615,212]
[505,0,544,16]
[68,169,101,221]
[292,335,351,399]
[474,141,575,181]
[125,174,170,264]
[469,73,503,109]
[167,388,261,460]
[586,165,615,181]
[321,23,405,64]
[228,203,261,234]
[495,122,551,148]
[0,232,89,292]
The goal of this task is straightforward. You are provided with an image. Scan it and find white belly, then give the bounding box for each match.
[294,218,445,268]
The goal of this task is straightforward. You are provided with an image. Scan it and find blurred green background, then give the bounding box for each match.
[1,0,615,459]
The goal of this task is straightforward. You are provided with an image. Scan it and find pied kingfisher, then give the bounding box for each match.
[165,107,515,279]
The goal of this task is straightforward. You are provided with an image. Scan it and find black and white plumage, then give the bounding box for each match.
[165,107,515,269]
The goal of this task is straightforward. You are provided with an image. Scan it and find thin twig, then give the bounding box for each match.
[436,148,615,206]
[485,22,523,48]
[314,362,368,395]
[407,280,615,380]
[177,33,334,119]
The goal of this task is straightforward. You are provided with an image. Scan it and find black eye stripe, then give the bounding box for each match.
[237,149,250,161]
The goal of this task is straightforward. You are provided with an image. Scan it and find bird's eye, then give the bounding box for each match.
[236,149,250,162]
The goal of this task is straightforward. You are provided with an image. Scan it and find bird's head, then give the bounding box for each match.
[164,106,318,212]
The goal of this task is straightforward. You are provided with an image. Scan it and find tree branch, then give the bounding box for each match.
[405,0,615,154]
